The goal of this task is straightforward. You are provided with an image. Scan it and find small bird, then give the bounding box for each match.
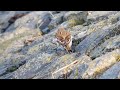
[55,27,73,53]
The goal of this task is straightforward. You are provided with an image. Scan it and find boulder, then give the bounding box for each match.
[75,20,120,55]
[48,12,65,30]
[0,11,15,33]
[63,11,88,25]
[82,49,120,79]
[0,11,120,79]
[98,61,120,79]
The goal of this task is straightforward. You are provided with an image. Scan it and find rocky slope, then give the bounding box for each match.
[0,11,120,79]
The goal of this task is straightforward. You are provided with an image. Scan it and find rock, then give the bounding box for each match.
[0,66,8,76]
[0,11,120,79]
[82,49,120,79]
[0,72,13,79]
[68,63,88,79]
[67,55,91,79]
[0,11,31,33]
[38,14,51,30]
[0,11,15,33]
[98,61,120,79]
[63,11,88,25]
[60,20,82,29]
[0,27,42,55]
[90,35,120,58]
[87,11,118,21]
[12,53,58,79]
[118,72,120,79]
[50,11,67,14]
[33,54,91,79]
[48,12,65,30]
[8,11,31,23]
[8,53,91,79]
[1,29,60,79]
[74,12,120,57]
[40,27,50,34]
[5,11,52,33]
[70,25,88,40]
[0,27,42,76]
[75,20,120,55]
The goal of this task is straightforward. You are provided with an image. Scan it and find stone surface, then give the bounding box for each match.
[82,49,120,79]
[63,11,88,25]
[48,12,66,30]
[0,11,120,79]
[0,11,15,33]
[98,61,120,79]
[75,20,120,55]
[118,72,120,79]
[90,35,120,58]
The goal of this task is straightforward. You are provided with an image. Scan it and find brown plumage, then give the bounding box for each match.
[55,27,72,53]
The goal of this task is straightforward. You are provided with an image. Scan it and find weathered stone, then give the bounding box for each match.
[63,11,88,25]
[12,53,58,79]
[0,66,7,76]
[82,49,120,79]
[0,72,13,79]
[0,11,120,79]
[98,61,120,79]
[5,11,52,33]
[75,21,120,55]
[0,11,15,33]
[41,27,50,34]
[118,72,120,79]
[48,12,65,30]
[32,54,91,79]
[90,35,120,58]
[87,11,118,20]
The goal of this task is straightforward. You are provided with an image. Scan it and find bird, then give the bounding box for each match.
[55,27,73,53]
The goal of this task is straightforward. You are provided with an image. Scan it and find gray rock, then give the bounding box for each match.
[48,12,65,30]
[5,11,52,33]
[0,11,120,79]
[12,53,59,79]
[82,49,120,79]
[118,72,120,79]
[0,66,7,76]
[75,20,120,55]
[0,11,15,33]
[68,64,88,79]
[63,11,88,25]
[50,11,68,14]
[67,55,91,79]
[98,61,120,79]
[8,11,31,23]
[32,54,91,79]
[87,11,118,20]
[59,20,81,29]
[38,15,51,30]
[90,35,120,58]
[0,27,42,76]
[0,11,31,33]
[41,27,50,34]
[0,72,13,79]
[9,52,90,79]
[3,30,59,79]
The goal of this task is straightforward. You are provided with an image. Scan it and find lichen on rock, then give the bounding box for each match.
[0,11,120,79]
